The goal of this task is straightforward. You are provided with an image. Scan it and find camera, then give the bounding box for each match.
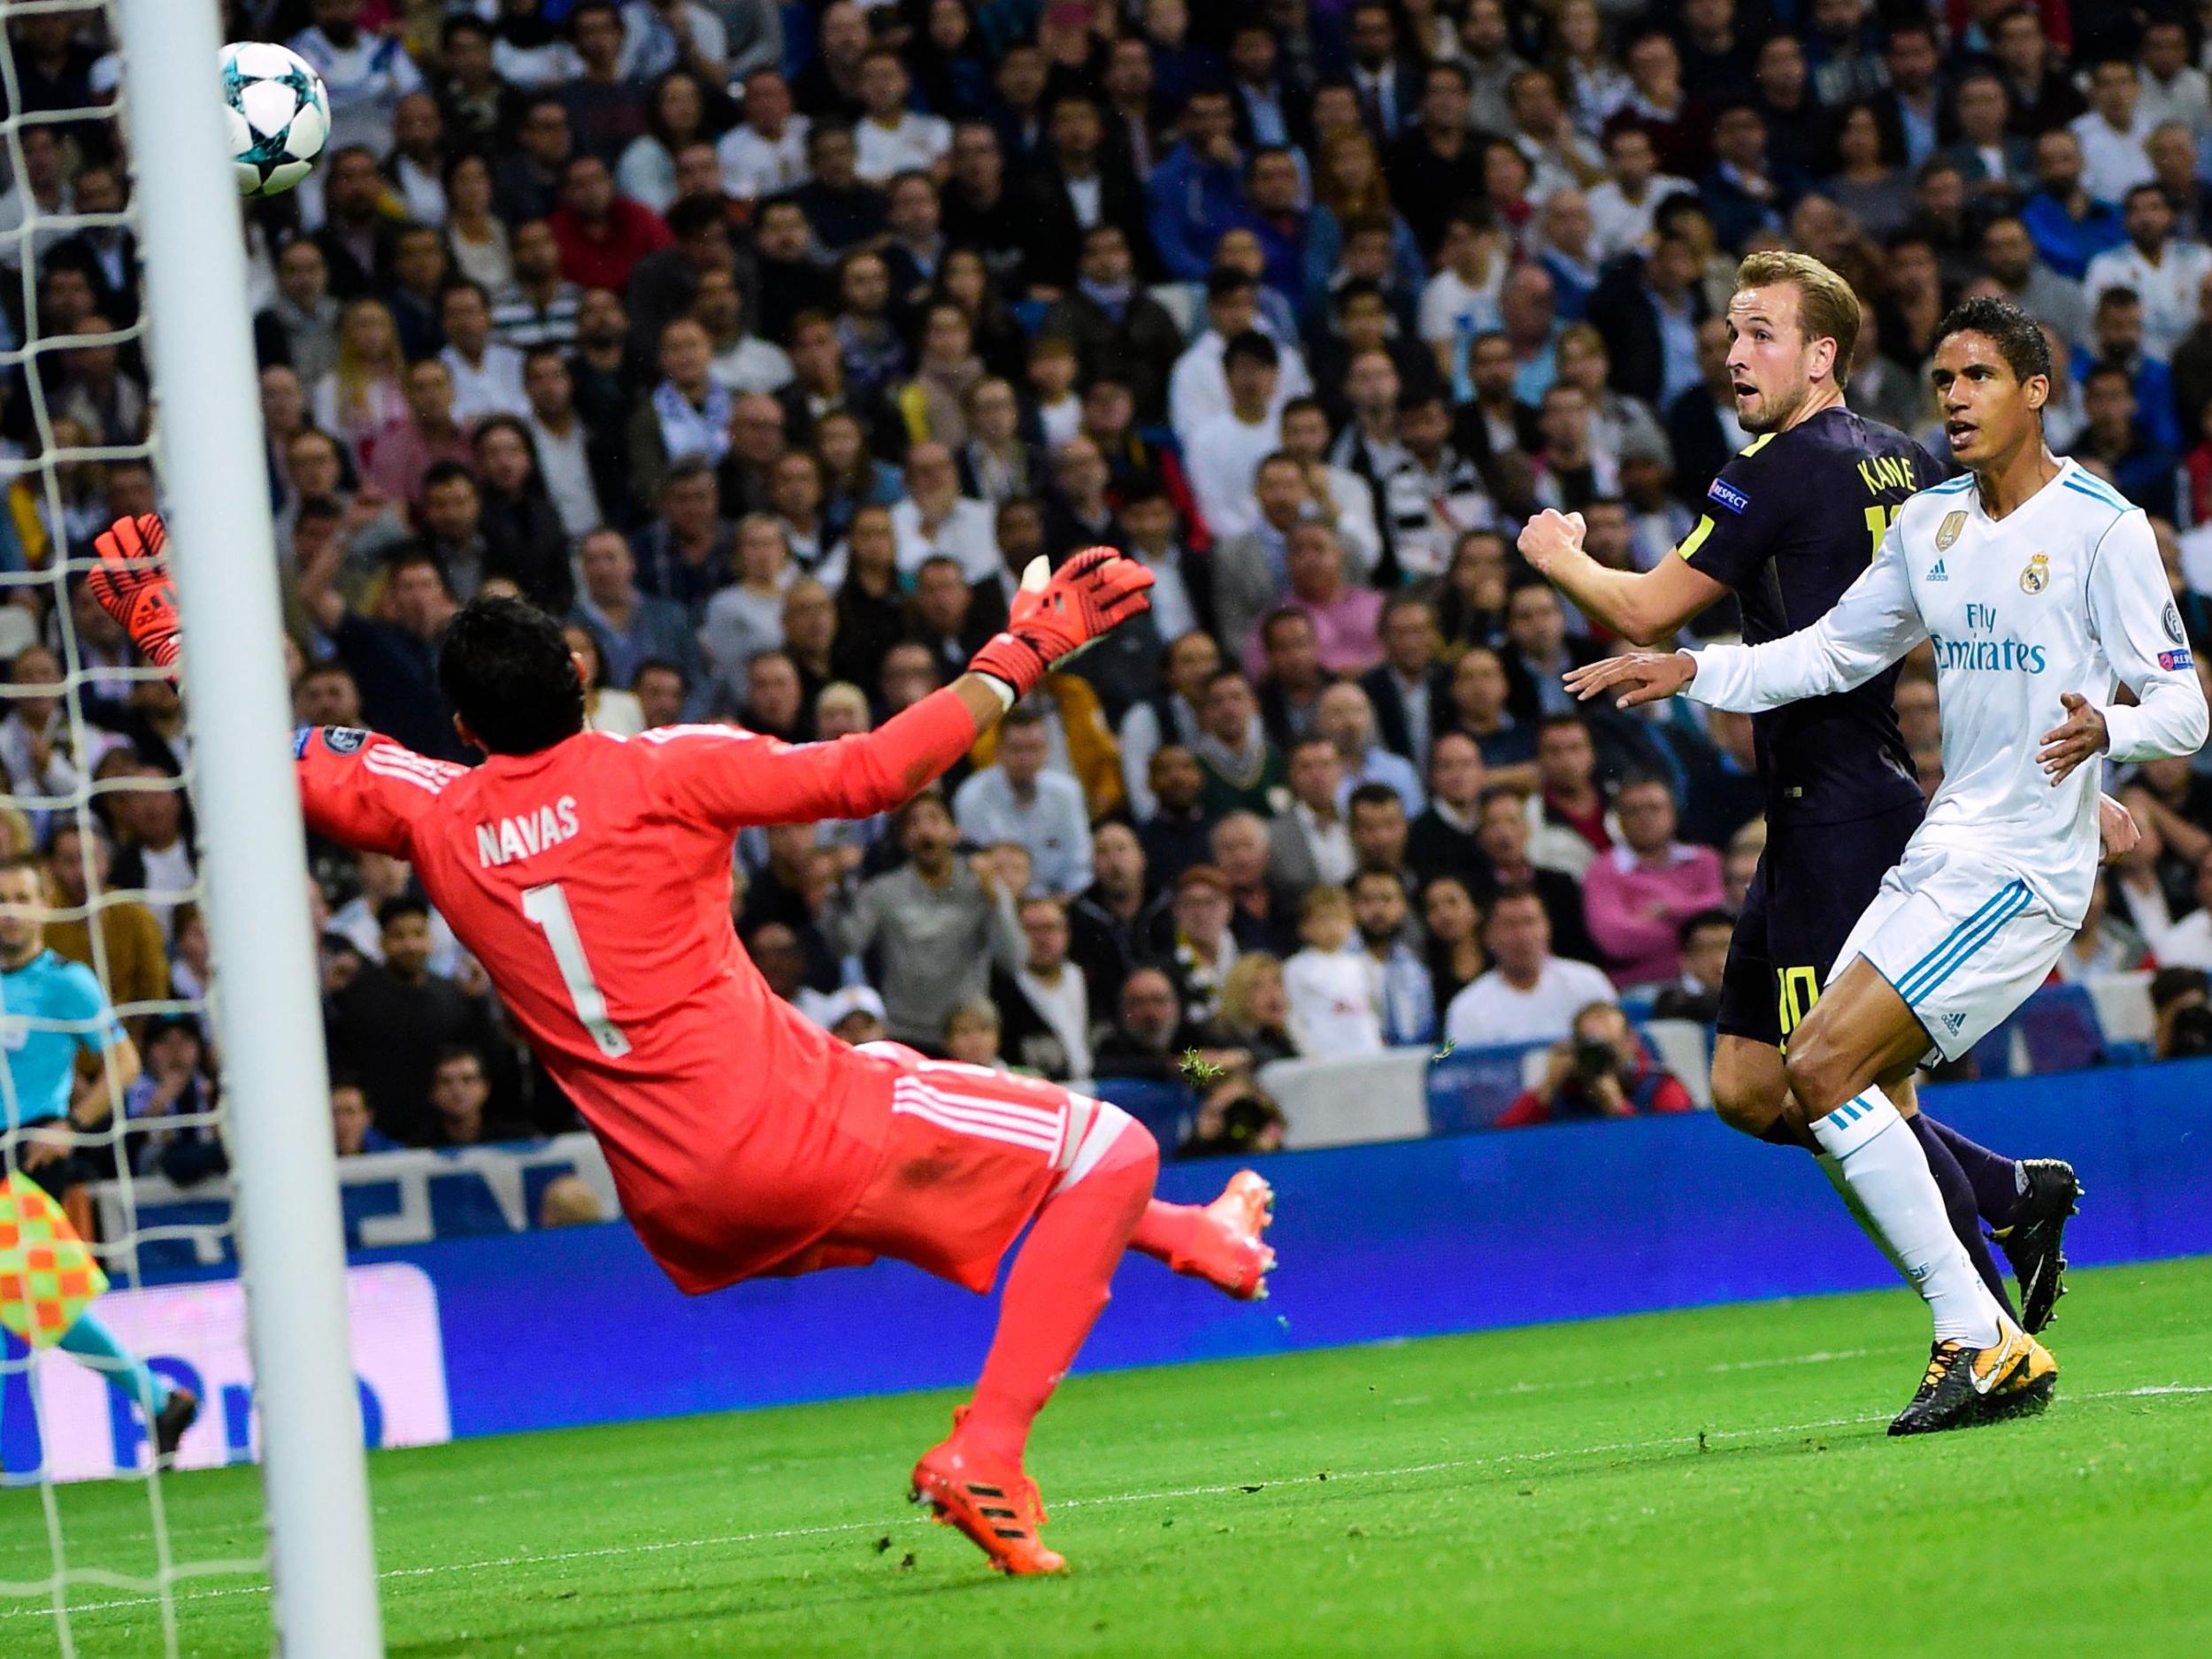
[1572,1036,1618,1079]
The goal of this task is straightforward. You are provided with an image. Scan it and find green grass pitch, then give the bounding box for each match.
[4,1256,2209,1658]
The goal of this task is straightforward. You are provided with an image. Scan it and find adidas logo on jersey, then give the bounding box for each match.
[1927,558,1948,581]
[1940,1012,1967,1034]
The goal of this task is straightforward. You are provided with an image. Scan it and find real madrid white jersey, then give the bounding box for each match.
[1684,457,2208,926]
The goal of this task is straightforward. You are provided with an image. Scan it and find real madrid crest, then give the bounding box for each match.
[1936,511,1966,551]
[2020,552,2050,594]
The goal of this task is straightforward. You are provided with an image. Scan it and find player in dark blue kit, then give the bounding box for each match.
[1518,252,2085,1350]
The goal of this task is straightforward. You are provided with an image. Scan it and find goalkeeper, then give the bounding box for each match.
[91,518,1273,1577]
[1,856,199,1467]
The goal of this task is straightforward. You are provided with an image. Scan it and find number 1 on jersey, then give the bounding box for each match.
[1864,503,1901,560]
[520,882,632,1058]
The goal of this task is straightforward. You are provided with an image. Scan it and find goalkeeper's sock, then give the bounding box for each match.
[1809,1089,2004,1348]
[960,1117,1156,1465]
[58,1312,171,1417]
[1919,1114,2024,1231]
[1908,1112,2018,1317]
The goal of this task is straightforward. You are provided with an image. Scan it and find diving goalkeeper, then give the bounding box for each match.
[90,518,1274,1577]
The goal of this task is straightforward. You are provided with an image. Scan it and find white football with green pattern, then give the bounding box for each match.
[220,41,330,197]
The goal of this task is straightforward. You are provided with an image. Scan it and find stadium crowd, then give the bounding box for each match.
[7,0,2212,1171]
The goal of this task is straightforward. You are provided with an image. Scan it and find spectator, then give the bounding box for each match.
[549,153,674,293]
[1216,954,1295,1070]
[1094,964,1234,1084]
[332,1074,399,1158]
[2023,127,2127,282]
[1583,777,1727,988]
[2143,849,2212,971]
[1046,223,1184,426]
[719,67,810,201]
[1352,867,1435,1047]
[296,544,468,763]
[1277,524,1386,679]
[820,793,1020,1046]
[255,238,342,388]
[1651,909,1736,1024]
[1422,873,1488,1016]
[2070,58,2154,211]
[1119,631,1218,822]
[1409,731,1489,890]
[952,707,1094,901]
[325,897,494,1144]
[1496,1002,1693,1126]
[1282,886,1383,1060]
[1270,738,1355,893]
[2086,185,2212,365]
[569,526,706,711]
[2054,876,2147,983]
[1213,811,1298,957]
[1191,670,1284,819]
[942,1000,1007,1070]
[1164,864,1240,1027]
[1532,714,1611,872]
[1001,895,1089,1080]
[42,820,165,1034]
[1068,819,1175,1011]
[440,281,530,421]
[426,1046,534,1148]
[1186,333,1287,543]
[1477,786,1601,964]
[1443,887,1620,1050]
[1169,267,1312,443]
[1318,682,1423,817]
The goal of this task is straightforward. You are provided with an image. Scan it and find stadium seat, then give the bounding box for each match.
[2086,970,2156,1048]
[1090,1076,1199,1150]
[1426,1041,1548,1134]
[1640,1019,1714,1108]
[1259,1049,1431,1148]
[2013,983,2108,1074]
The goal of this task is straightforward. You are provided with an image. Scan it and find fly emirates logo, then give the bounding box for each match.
[475,796,581,868]
[1929,602,2047,675]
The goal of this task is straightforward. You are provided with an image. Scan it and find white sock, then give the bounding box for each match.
[1816,1152,1908,1278]
[1809,1089,2005,1348]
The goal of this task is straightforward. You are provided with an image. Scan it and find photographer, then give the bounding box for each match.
[1495,1002,1692,1128]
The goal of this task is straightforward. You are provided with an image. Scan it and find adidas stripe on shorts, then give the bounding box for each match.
[1831,839,2074,1064]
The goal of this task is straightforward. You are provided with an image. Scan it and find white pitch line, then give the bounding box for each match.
[4,1379,2206,1624]
[0,1343,1909,1559]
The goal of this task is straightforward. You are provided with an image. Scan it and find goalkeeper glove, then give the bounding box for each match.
[88,514,181,672]
[968,548,1155,700]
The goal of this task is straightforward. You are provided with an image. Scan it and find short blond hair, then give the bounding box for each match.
[1734,250,1862,390]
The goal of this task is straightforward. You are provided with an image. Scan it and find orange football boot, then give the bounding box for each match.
[911,1420,1064,1576]
[1166,1169,1277,1300]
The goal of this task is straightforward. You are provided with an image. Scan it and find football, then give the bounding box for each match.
[220,40,329,197]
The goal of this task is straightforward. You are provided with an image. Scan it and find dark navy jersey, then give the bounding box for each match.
[1680,407,1939,826]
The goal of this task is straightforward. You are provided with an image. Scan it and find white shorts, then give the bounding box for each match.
[1832,841,2073,1064]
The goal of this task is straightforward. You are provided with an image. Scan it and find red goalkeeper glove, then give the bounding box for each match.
[968,548,1155,699]
[88,514,181,672]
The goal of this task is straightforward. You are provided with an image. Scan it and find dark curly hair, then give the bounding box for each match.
[437,595,587,756]
[1932,296,2053,388]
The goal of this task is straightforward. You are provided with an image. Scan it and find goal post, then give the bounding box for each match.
[108,0,384,1654]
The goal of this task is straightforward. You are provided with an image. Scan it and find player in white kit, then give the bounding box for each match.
[1564,298,2210,1434]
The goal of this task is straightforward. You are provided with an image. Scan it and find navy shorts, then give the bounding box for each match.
[1716,797,1925,1049]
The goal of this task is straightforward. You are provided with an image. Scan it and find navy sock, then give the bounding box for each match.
[1921,1116,2023,1232]
[1908,1114,2017,1319]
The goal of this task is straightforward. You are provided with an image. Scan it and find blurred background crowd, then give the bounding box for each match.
[6,0,2212,1178]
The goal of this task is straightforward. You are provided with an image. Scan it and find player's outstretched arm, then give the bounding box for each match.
[1669,521,1926,712]
[661,550,1155,826]
[1519,509,1729,646]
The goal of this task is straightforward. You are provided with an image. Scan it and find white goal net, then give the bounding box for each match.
[0,3,378,1655]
